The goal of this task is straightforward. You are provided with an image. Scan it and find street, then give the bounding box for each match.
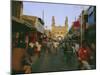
[31,46,79,73]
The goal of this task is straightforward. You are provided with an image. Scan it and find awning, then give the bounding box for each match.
[35,25,44,33]
[34,20,44,33]
[12,16,36,32]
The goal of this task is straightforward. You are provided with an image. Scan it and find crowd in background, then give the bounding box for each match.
[12,30,96,74]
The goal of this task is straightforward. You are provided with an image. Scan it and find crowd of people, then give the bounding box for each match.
[60,38,96,70]
[12,32,60,74]
[12,31,96,74]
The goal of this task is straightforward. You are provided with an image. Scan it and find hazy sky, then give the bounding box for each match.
[23,2,89,30]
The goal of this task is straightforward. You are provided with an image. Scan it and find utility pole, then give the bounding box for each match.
[80,12,83,47]
[80,7,84,47]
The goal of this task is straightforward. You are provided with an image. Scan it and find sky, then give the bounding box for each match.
[23,2,89,30]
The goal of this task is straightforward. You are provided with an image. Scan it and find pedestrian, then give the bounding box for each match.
[89,42,96,69]
[27,42,35,64]
[63,42,68,62]
[35,41,42,57]
[72,43,76,54]
[13,32,19,48]
[47,40,51,54]
[25,32,29,49]
[53,41,58,54]
[78,40,92,70]
[66,42,74,65]
[75,42,79,53]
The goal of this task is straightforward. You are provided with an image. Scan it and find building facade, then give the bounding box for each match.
[87,6,96,26]
[21,15,45,42]
[22,15,44,33]
[51,16,68,40]
[12,1,23,19]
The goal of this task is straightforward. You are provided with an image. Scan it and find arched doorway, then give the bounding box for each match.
[57,36,63,41]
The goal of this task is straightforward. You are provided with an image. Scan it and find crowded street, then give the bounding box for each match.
[31,43,79,73]
[11,1,96,74]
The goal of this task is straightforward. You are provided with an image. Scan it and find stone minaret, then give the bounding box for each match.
[51,16,55,37]
[52,16,55,27]
[65,16,68,33]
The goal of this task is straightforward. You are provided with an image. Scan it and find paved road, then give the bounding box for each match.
[31,47,79,73]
